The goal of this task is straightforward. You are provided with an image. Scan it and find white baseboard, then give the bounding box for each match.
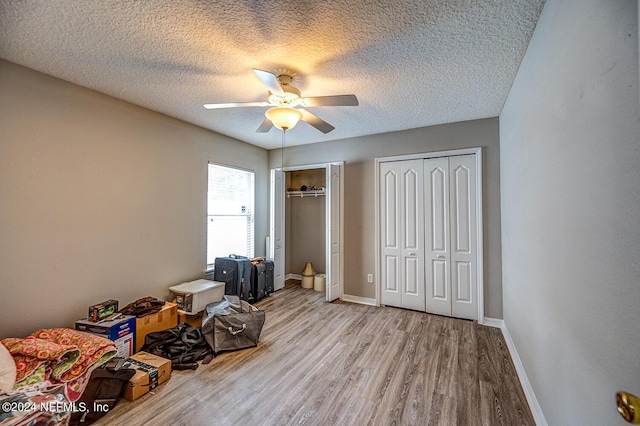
[341,294,377,306]
[284,275,377,307]
[481,317,504,328]
[500,322,548,426]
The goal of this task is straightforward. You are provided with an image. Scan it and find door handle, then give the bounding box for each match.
[617,391,640,423]
[408,252,416,256]
[437,255,446,259]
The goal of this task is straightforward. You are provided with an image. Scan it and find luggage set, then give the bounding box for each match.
[213,255,274,304]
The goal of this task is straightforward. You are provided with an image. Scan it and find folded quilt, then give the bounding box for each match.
[28,329,115,383]
[1,337,80,383]
[1,328,117,402]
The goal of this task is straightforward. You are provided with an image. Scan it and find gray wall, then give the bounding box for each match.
[0,60,269,339]
[499,1,640,425]
[269,118,503,318]
[285,169,327,276]
[287,196,326,276]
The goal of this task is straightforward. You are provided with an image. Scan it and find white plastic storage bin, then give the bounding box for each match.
[169,279,225,315]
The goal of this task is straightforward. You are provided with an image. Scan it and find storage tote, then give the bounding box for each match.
[201,295,265,355]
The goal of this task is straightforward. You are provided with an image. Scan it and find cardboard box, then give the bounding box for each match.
[178,311,203,328]
[135,302,178,352]
[88,299,119,322]
[75,315,135,341]
[112,333,134,358]
[123,351,171,401]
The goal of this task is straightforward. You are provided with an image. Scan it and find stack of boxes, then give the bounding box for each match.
[75,280,222,401]
[75,300,135,358]
[75,298,179,401]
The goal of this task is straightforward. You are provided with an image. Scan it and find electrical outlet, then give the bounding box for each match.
[367,274,373,283]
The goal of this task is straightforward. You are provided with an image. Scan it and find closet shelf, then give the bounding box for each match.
[286,189,325,198]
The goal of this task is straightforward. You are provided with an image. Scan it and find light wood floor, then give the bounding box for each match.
[96,280,534,426]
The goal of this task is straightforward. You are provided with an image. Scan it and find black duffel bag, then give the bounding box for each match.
[141,323,212,370]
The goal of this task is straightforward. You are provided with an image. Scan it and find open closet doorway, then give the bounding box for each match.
[269,162,343,302]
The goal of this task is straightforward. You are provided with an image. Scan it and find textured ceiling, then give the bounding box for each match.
[0,0,545,150]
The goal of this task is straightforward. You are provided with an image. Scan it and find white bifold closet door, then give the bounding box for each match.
[379,159,426,312]
[425,154,477,320]
[380,154,477,320]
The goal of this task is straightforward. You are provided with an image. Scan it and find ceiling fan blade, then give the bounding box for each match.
[301,94,359,107]
[299,109,335,134]
[256,118,273,133]
[204,101,269,109]
[253,69,285,96]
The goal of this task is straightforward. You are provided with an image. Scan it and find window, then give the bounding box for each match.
[207,163,255,268]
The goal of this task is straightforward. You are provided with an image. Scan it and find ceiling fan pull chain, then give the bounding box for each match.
[281,128,286,168]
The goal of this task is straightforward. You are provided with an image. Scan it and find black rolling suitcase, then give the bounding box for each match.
[263,259,275,294]
[249,259,268,303]
[214,254,251,301]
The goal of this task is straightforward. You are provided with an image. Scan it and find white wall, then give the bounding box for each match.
[0,60,269,339]
[500,1,640,425]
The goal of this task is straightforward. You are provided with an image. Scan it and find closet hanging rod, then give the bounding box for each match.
[286,189,325,198]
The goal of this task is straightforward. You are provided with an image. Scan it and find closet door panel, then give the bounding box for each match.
[326,164,341,301]
[432,259,448,299]
[425,157,451,316]
[449,154,477,320]
[455,261,472,302]
[404,257,419,295]
[430,167,448,252]
[403,168,419,251]
[400,160,425,311]
[380,163,402,307]
[452,164,471,253]
[270,169,285,291]
[385,256,399,292]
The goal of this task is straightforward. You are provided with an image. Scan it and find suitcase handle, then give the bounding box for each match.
[229,254,248,259]
[228,323,247,335]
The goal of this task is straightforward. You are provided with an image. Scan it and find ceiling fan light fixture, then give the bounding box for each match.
[265,107,303,130]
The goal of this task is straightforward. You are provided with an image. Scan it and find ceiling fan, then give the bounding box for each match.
[203,69,358,134]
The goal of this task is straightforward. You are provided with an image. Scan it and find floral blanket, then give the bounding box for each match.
[1,328,116,402]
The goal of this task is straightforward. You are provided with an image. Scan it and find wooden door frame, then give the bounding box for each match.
[374,148,485,323]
